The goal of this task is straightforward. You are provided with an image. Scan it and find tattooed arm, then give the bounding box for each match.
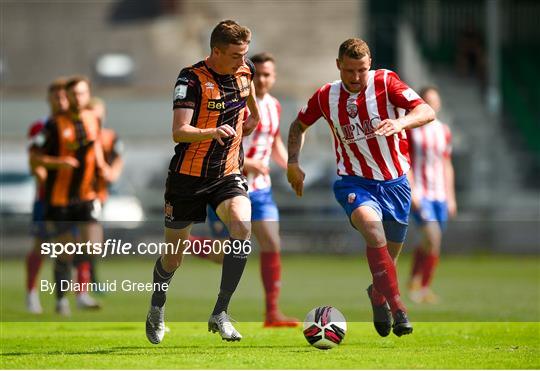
[287,118,309,197]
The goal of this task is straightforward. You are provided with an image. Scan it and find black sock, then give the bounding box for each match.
[151,257,175,307]
[54,260,71,300]
[89,258,97,284]
[212,238,249,315]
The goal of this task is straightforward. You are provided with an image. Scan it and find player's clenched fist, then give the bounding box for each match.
[213,124,236,145]
[287,163,305,197]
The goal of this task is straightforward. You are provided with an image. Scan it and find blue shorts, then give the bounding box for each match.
[333,175,411,243]
[33,200,82,239]
[411,198,448,230]
[207,187,279,238]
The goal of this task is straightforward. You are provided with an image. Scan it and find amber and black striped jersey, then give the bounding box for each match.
[169,58,255,179]
[41,110,101,207]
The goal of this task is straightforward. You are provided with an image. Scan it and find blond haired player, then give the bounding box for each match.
[287,38,435,337]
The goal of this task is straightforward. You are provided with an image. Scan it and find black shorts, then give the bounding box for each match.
[45,200,99,235]
[164,172,249,229]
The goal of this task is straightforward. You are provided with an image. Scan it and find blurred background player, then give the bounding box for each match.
[407,86,457,304]
[90,97,124,205]
[34,75,109,315]
[88,96,124,286]
[287,38,435,337]
[145,20,260,344]
[201,52,299,327]
[26,78,69,314]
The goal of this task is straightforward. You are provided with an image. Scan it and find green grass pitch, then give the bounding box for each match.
[1,254,539,369]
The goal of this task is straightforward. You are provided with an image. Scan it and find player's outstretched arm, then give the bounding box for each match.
[106,156,124,183]
[375,103,435,137]
[406,169,422,211]
[287,118,309,197]
[243,157,269,177]
[30,122,79,169]
[30,149,79,170]
[271,134,288,170]
[172,108,235,145]
[94,137,112,182]
[444,157,457,218]
[28,148,47,183]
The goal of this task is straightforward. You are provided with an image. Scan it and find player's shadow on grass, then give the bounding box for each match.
[2,345,305,357]
[2,349,117,356]
[112,345,306,350]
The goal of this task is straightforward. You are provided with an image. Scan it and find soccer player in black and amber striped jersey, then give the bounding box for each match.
[35,76,109,315]
[146,20,260,344]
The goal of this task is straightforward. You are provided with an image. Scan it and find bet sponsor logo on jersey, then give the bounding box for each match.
[207,98,246,111]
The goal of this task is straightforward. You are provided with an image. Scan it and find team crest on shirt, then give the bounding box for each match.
[346,103,358,118]
[347,193,356,204]
[205,82,214,90]
[63,128,73,139]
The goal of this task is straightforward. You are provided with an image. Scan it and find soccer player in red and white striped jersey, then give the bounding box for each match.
[287,38,435,337]
[242,52,299,327]
[243,69,283,192]
[407,86,457,304]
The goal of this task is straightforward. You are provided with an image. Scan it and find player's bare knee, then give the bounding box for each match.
[268,238,281,252]
[260,236,280,252]
[352,219,385,247]
[365,233,387,248]
[229,220,251,240]
[425,228,442,250]
[79,221,103,244]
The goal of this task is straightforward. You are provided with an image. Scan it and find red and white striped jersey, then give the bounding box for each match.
[297,69,424,181]
[408,119,452,201]
[243,93,281,191]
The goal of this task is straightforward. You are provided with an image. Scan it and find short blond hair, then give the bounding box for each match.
[88,96,105,109]
[338,38,371,60]
[210,20,251,50]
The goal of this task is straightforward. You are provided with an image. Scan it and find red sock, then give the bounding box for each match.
[189,235,210,258]
[411,246,426,279]
[370,286,386,306]
[77,261,91,293]
[421,253,439,288]
[366,245,406,314]
[260,251,281,314]
[26,250,43,292]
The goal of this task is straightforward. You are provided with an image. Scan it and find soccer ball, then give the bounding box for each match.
[303,306,347,349]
